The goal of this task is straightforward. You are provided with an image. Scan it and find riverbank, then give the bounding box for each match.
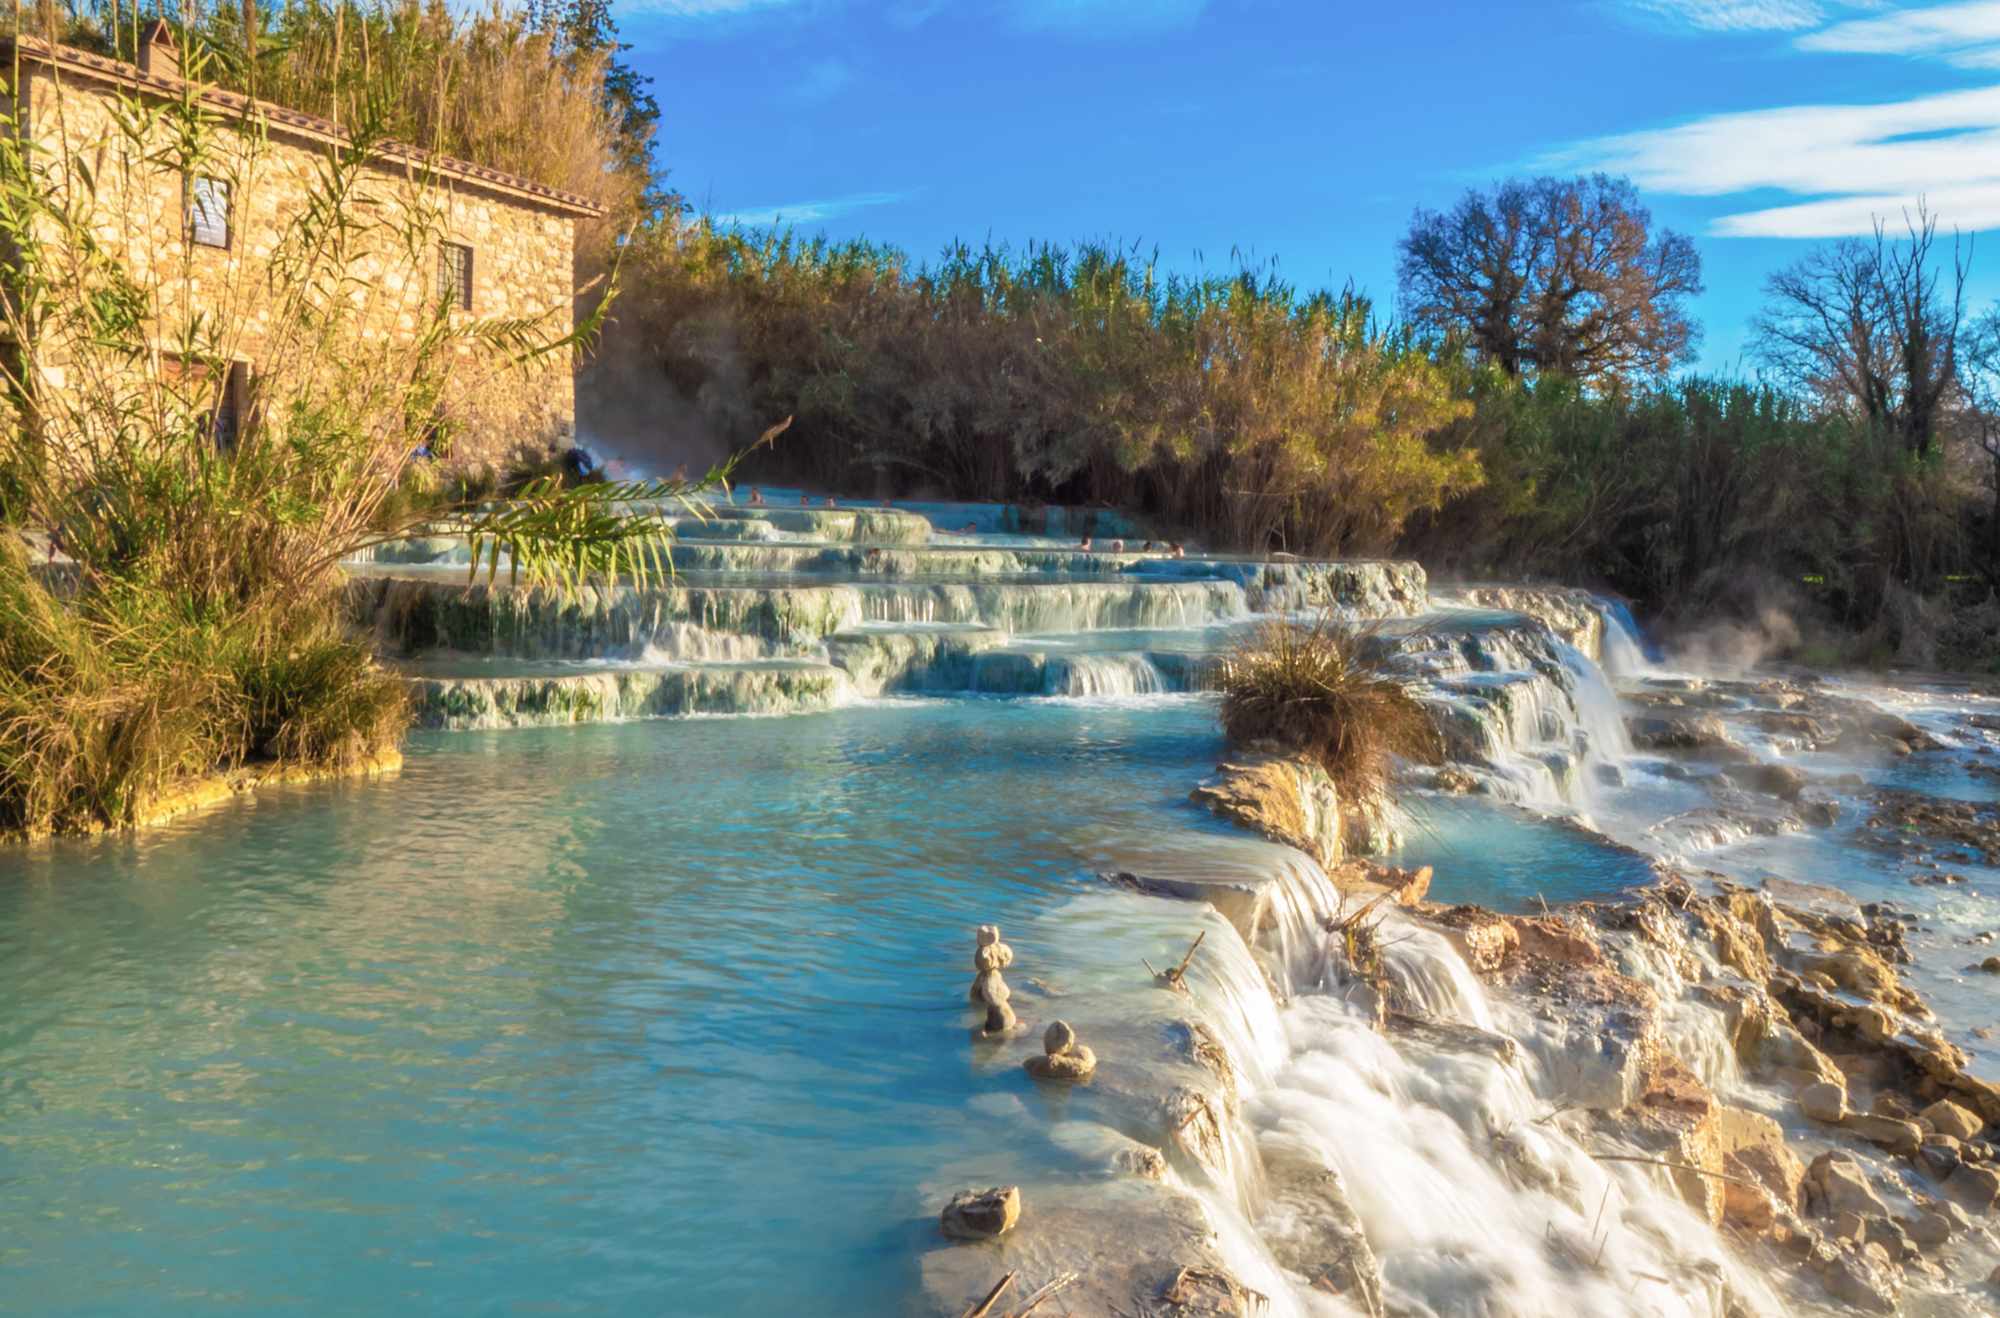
[0,748,404,844]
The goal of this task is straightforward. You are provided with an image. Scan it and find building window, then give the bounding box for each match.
[438,242,473,310]
[187,175,229,248]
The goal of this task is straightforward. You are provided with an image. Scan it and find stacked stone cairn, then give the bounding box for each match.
[970,925,1016,1036]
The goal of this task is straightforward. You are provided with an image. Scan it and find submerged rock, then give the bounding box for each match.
[1945,1163,2000,1212]
[940,1185,1021,1240]
[1922,1099,1985,1142]
[1023,1020,1097,1082]
[1805,1152,1891,1220]
[1816,1239,1904,1313]
[1254,1130,1383,1313]
[1723,760,1810,802]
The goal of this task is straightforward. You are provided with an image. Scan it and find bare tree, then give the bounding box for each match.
[1397,174,1702,384]
[1753,209,1969,459]
[1961,309,2000,576]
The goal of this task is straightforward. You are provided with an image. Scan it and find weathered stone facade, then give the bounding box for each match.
[2,30,599,467]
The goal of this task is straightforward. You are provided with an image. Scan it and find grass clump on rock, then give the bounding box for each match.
[1217,614,1439,805]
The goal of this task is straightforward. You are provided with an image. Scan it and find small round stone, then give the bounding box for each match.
[1044,1020,1077,1056]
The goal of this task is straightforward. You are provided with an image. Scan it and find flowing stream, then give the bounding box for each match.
[7,498,1999,1315]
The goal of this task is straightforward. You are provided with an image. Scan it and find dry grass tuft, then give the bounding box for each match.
[1217,614,1439,805]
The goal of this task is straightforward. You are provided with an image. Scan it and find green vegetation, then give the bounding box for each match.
[0,29,712,837]
[605,189,1994,666]
[1217,616,1439,805]
[605,225,1482,556]
[8,0,657,238]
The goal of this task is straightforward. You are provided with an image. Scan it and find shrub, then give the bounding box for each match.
[0,32,736,837]
[1217,615,1439,805]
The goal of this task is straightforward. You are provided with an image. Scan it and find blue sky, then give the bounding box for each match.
[613,0,2000,372]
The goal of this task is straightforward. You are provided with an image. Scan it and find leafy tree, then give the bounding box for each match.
[1396,175,1702,384]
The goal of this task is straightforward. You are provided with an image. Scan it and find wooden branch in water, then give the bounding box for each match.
[1152,931,1207,992]
[961,1272,1015,1318]
[1589,1151,1763,1190]
[1175,930,1206,978]
[1004,1271,1077,1317]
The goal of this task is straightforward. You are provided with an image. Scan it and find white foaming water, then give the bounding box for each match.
[1049,653,1168,698]
[1595,598,1658,679]
[1080,831,1780,1317]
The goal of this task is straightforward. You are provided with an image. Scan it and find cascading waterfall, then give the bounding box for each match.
[1047,654,1168,698]
[1595,597,1660,679]
[1144,847,1785,1317]
[1396,614,1634,810]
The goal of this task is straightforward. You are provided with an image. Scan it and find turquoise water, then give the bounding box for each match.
[0,699,1247,1316]
[1392,793,1658,909]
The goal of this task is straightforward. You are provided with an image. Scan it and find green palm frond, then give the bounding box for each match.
[454,415,790,593]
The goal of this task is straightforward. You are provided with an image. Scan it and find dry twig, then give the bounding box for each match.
[961,1272,1015,1318]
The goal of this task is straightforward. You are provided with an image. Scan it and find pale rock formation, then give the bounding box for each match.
[970,925,1018,1036]
[1921,1099,1984,1142]
[1023,1020,1097,1081]
[940,1186,1021,1240]
[1800,1080,1848,1125]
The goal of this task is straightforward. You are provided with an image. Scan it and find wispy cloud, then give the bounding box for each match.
[710,190,914,227]
[1559,84,2000,235]
[1624,0,1826,32]
[1798,1,2000,66]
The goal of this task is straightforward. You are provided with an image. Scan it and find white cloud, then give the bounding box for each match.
[1561,84,2000,235]
[1625,0,1826,31]
[1798,1,2000,65]
[710,190,912,227]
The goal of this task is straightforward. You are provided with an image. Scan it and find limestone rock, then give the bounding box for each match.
[1723,761,1809,802]
[1946,1163,2000,1213]
[1801,1081,1849,1125]
[1428,905,1518,974]
[1905,1210,1952,1249]
[1918,1134,1964,1181]
[940,1185,1021,1240]
[1816,1241,1903,1313]
[1188,756,1342,866]
[1806,1152,1890,1220]
[1921,1099,1984,1142]
[1842,1112,1923,1157]
[1508,914,1604,968]
[1023,1020,1097,1082]
[1714,1105,1805,1227]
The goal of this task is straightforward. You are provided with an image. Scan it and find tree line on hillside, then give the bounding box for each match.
[600,176,1996,664]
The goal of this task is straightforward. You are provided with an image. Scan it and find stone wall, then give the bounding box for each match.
[12,56,588,471]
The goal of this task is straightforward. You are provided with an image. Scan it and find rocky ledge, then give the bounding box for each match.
[1384,870,2000,1313]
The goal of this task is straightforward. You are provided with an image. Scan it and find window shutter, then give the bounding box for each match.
[189,176,229,248]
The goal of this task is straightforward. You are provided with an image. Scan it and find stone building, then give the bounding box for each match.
[1,24,602,464]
